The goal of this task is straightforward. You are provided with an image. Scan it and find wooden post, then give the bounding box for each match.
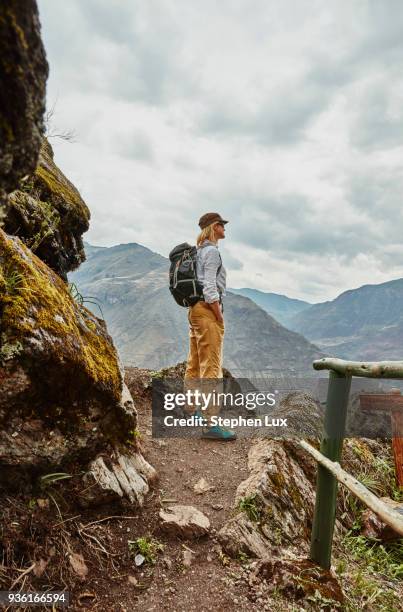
[310,370,351,569]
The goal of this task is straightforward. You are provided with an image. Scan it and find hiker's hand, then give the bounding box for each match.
[210,300,224,324]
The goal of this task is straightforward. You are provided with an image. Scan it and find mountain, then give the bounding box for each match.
[229,287,311,326]
[289,278,403,360]
[69,242,323,373]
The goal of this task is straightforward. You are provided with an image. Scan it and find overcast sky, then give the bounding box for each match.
[38,0,403,302]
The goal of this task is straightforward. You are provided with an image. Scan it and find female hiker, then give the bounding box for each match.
[184,212,236,441]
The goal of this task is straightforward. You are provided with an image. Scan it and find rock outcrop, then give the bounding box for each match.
[219,436,397,559]
[0,229,155,505]
[5,139,90,279]
[0,0,48,213]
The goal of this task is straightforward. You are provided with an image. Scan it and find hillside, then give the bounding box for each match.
[69,242,323,373]
[289,278,403,359]
[229,287,311,327]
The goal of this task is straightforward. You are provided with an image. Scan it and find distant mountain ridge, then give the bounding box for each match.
[229,287,311,327]
[288,277,403,360]
[69,242,323,372]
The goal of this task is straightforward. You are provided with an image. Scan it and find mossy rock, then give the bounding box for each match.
[5,140,90,279]
[0,0,48,211]
[0,229,140,483]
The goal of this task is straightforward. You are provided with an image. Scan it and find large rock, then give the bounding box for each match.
[0,229,155,504]
[159,505,210,539]
[248,556,344,605]
[219,439,317,558]
[219,435,397,560]
[5,140,90,279]
[0,0,48,213]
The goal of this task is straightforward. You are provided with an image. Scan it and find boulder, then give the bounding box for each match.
[159,505,210,538]
[0,229,155,504]
[5,140,90,279]
[0,0,48,213]
[249,556,344,605]
[219,439,317,558]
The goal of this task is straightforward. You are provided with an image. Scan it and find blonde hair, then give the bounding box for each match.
[196,222,218,247]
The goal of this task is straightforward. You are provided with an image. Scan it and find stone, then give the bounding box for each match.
[0,0,48,212]
[159,505,210,539]
[249,556,344,605]
[361,497,403,541]
[194,477,214,495]
[0,231,156,503]
[5,140,90,279]
[218,439,317,558]
[182,550,193,567]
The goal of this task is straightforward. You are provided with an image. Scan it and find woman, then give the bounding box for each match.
[184,212,236,441]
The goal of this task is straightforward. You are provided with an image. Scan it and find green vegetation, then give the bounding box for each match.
[128,537,164,564]
[0,230,121,396]
[237,494,262,522]
[342,534,403,580]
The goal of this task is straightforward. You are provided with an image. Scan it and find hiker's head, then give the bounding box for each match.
[197,213,228,246]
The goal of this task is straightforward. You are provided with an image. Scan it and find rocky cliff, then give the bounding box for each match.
[0,0,48,214]
[0,0,155,507]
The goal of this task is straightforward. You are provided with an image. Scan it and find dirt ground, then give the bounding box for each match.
[2,367,401,611]
[0,367,276,612]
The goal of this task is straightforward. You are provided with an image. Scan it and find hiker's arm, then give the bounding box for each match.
[203,250,224,323]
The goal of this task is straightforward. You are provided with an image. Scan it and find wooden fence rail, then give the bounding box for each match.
[307,358,403,570]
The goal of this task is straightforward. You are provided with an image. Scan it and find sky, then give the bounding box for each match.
[38,0,403,302]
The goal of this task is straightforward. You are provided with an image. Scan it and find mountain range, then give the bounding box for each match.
[69,242,323,373]
[229,287,311,327]
[288,278,403,360]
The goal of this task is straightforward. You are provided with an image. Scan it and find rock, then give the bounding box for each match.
[0,230,156,503]
[182,550,193,567]
[5,140,90,279]
[218,439,317,558]
[0,0,48,212]
[134,554,145,567]
[194,477,214,495]
[219,512,271,558]
[211,504,224,510]
[249,556,344,605]
[361,497,403,541]
[159,505,210,539]
[127,575,138,586]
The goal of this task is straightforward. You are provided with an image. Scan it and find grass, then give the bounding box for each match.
[236,494,262,522]
[128,537,164,565]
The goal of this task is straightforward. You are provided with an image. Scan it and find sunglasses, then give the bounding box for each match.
[216,222,225,228]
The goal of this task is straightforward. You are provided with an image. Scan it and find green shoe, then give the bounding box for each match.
[201,425,237,441]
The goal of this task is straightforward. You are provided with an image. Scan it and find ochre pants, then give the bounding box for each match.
[184,301,225,425]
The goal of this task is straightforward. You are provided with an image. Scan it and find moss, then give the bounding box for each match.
[0,229,121,397]
[35,148,90,224]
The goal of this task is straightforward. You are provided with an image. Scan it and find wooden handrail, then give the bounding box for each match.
[313,358,403,378]
[300,440,403,536]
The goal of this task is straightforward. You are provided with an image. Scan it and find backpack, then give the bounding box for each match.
[168,242,222,307]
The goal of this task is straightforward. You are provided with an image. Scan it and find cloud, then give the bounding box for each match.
[37,0,403,302]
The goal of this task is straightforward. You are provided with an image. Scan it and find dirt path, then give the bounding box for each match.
[105,367,266,612]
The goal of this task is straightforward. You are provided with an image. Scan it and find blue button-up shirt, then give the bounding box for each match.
[196,240,227,303]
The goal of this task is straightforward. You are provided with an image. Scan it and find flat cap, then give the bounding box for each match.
[198,212,229,230]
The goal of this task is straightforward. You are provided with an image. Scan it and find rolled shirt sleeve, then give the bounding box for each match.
[202,248,221,303]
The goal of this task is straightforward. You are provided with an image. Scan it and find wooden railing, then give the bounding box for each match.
[305,358,403,569]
